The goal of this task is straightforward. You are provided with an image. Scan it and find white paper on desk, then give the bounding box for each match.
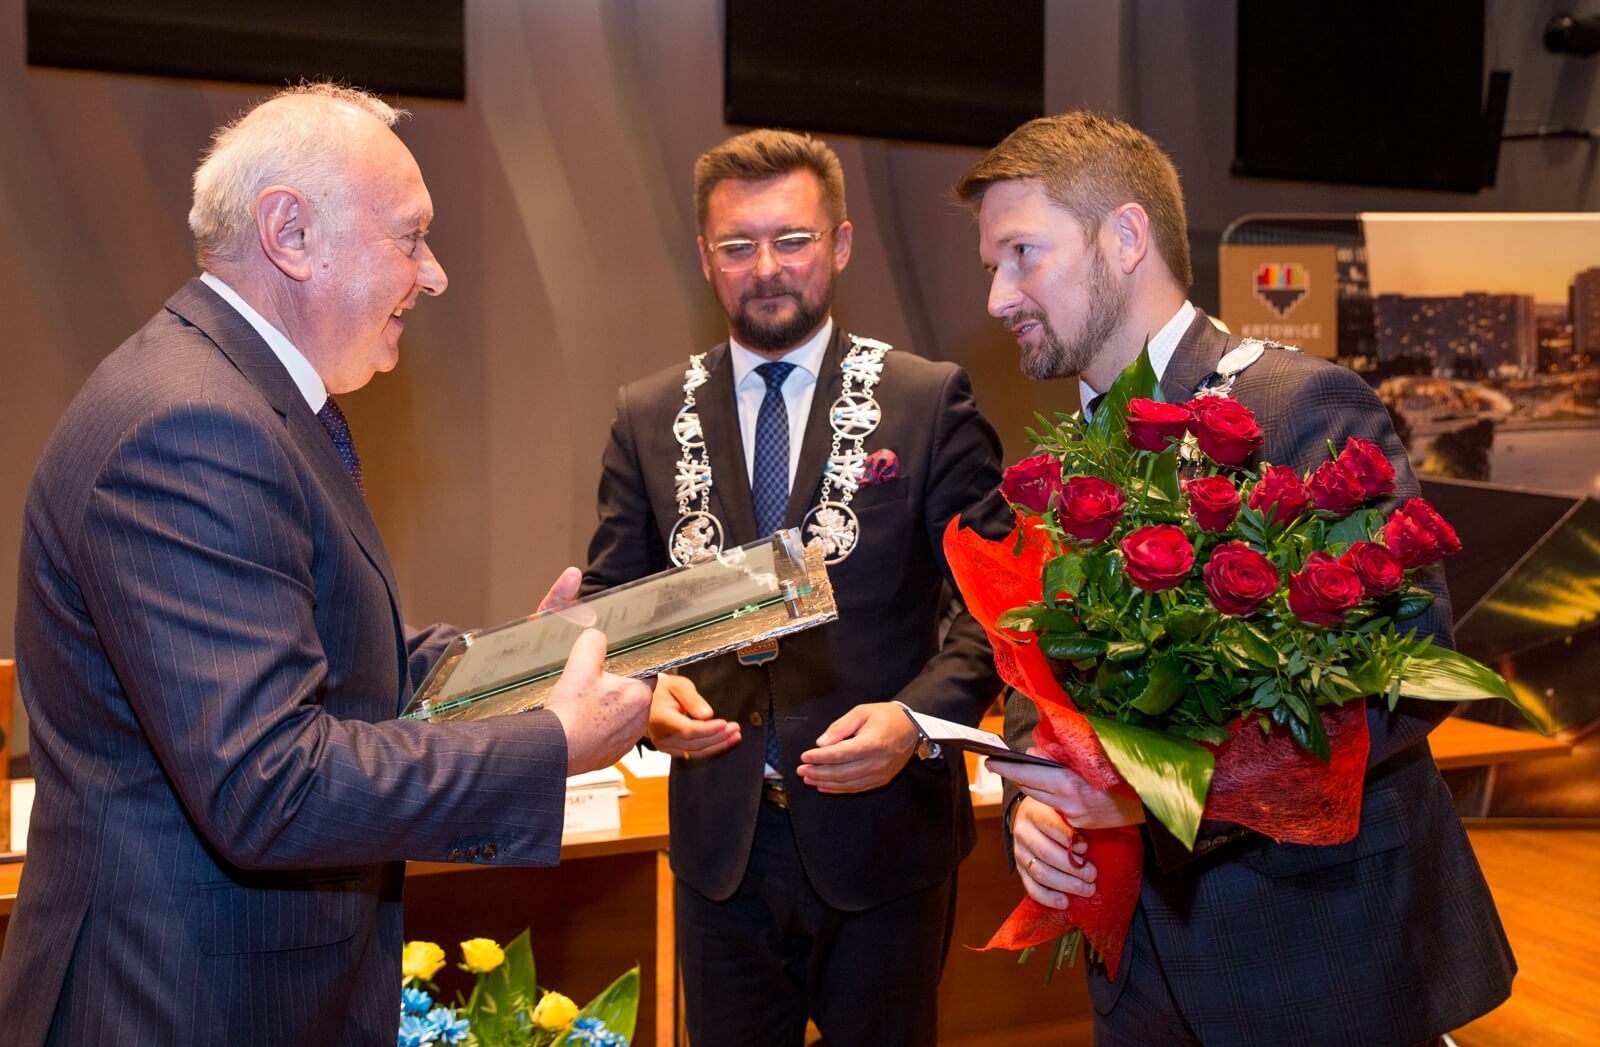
[620,746,672,778]
[567,765,627,794]
[900,709,1062,768]
[10,779,34,852]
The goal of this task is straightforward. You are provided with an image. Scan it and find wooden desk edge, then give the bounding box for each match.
[0,717,1572,913]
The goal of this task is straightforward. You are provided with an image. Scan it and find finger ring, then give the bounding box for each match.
[1025,856,1038,874]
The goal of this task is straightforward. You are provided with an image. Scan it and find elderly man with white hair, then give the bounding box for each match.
[0,83,651,1046]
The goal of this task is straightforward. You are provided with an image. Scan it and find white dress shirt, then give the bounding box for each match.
[200,272,327,414]
[728,317,834,489]
[1081,300,1196,418]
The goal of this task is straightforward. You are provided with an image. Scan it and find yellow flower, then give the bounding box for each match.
[459,937,505,974]
[531,991,579,1030]
[401,941,446,982]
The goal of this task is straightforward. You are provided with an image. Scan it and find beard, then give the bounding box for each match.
[728,272,835,352]
[1015,250,1128,380]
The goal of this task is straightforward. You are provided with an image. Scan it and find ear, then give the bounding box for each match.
[1108,203,1152,276]
[256,187,314,282]
[830,219,854,273]
[696,235,715,283]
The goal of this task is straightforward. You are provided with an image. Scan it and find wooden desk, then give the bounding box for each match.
[0,715,1572,1045]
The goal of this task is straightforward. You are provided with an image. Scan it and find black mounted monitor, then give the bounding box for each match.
[26,0,464,100]
[1234,0,1505,192]
[724,0,1044,148]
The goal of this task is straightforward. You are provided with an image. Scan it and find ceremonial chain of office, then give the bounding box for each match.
[667,335,892,567]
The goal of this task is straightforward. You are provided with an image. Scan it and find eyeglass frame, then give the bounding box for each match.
[704,225,842,274]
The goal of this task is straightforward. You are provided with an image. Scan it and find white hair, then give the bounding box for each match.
[188,83,409,270]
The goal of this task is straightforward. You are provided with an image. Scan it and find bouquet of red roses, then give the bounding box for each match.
[943,348,1533,980]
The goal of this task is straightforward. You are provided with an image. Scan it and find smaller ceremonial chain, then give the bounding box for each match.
[667,335,891,567]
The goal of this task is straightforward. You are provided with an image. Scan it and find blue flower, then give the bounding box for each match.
[397,1014,437,1047]
[428,1007,470,1045]
[560,1016,629,1046]
[401,987,434,1016]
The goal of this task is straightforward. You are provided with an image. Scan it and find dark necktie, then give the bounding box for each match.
[751,360,795,775]
[1086,391,1107,419]
[751,362,795,539]
[316,396,365,496]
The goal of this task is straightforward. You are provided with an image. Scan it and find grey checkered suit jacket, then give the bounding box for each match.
[1,280,571,1046]
[1005,310,1515,1045]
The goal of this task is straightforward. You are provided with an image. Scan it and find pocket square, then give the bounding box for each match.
[860,448,900,487]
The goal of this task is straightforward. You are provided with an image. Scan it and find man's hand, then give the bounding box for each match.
[537,566,597,626]
[543,628,651,776]
[646,673,740,759]
[1011,798,1095,909]
[796,702,919,793]
[987,751,1146,828]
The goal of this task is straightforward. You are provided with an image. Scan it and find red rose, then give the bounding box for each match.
[1336,437,1396,499]
[1125,398,1192,452]
[1307,461,1366,517]
[1185,396,1264,467]
[1119,524,1195,592]
[1185,475,1242,532]
[1248,464,1311,525]
[1057,475,1126,544]
[1340,541,1404,597]
[1000,453,1063,514]
[1288,551,1365,627]
[1202,541,1280,617]
[1382,498,1462,569]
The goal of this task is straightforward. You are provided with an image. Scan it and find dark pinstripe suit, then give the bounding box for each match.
[1006,311,1515,1045]
[1,280,571,1046]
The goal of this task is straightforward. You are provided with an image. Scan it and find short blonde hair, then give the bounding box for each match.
[693,129,846,231]
[189,83,407,270]
[955,112,1192,290]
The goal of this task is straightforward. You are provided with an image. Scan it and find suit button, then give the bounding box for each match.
[446,848,464,862]
[481,843,498,860]
[466,844,483,861]
[749,711,764,726]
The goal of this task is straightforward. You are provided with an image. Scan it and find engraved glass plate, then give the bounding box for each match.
[402,528,836,722]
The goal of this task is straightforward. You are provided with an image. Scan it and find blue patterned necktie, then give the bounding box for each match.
[752,360,795,775]
[316,396,365,496]
[751,362,795,538]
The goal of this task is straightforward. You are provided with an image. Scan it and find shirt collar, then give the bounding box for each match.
[200,272,327,413]
[729,317,833,389]
[1080,300,1196,417]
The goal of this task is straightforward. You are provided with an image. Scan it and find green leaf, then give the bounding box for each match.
[1130,657,1186,714]
[997,605,1079,635]
[1087,341,1162,450]
[1086,715,1213,849]
[1324,508,1383,551]
[1147,447,1182,504]
[578,966,641,1043]
[1042,553,1087,606]
[1105,640,1149,663]
[464,930,537,1044]
[1287,705,1332,761]
[1040,634,1108,660]
[1164,603,1213,641]
[1394,589,1435,622]
[1391,646,1544,731]
[1220,621,1281,669]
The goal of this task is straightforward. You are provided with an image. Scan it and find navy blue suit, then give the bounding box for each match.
[1,280,571,1046]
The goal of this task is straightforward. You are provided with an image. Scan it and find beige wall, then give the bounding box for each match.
[3,0,1596,755]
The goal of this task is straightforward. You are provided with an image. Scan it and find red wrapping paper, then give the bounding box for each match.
[945,513,1370,980]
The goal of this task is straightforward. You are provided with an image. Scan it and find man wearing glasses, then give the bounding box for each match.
[582,129,1008,1045]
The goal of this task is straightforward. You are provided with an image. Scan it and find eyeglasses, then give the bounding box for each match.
[707,226,837,273]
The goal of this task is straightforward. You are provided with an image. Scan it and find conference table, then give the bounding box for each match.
[0,714,1571,1046]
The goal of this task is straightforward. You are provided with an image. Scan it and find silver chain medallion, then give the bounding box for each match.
[802,335,890,564]
[664,336,891,567]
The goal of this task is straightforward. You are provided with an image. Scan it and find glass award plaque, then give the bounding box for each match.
[403,529,836,722]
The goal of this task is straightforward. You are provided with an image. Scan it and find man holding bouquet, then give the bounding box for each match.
[953,112,1514,1045]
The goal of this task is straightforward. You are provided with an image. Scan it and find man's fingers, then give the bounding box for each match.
[554,628,607,694]
[814,706,868,748]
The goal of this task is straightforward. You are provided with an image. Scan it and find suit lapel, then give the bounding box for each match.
[1160,308,1234,402]
[166,279,406,630]
[697,345,760,544]
[785,328,846,526]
